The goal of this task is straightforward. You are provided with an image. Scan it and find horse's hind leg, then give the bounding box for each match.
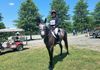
[59,43,63,56]
[63,33,69,54]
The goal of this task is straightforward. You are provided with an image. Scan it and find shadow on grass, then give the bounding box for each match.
[48,52,68,70]
[0,48,29,56]
[53,52,68,67]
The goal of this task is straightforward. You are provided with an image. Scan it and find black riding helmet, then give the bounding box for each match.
[51,10,56,15]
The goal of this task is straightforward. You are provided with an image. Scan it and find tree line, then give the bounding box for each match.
[0,0,100,35]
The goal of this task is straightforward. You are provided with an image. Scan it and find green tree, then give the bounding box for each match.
[73,0,89,32]
[0,13,6,42]
[0,13,5,29]
[0,22,5,29]
[87,13,95,30]
[15,0,40,39]
[49,0,71,31]
[0,13,3,21]
[93,1,100,27]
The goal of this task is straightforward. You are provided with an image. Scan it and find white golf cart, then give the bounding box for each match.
[0,28,26,54]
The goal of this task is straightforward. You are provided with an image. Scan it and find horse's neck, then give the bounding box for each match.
[44,29,55,44]
[45,28,50,38]
[44,30,49,44]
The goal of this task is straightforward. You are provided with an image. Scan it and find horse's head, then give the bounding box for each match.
[35,17,48,38]
[39,23,48,38]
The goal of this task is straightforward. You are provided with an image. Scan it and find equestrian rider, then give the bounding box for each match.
[49,10,60,43]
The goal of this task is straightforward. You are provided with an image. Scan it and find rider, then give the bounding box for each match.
[15,32,20,42]
[50,10,60,43]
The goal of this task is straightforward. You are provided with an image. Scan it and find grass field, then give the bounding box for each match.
[0,46,100,70]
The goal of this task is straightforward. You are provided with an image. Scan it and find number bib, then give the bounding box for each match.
[50,20,56,25]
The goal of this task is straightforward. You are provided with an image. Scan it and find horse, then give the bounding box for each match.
[36,18,69,70]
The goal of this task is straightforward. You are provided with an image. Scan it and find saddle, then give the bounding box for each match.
[51,28,60,38]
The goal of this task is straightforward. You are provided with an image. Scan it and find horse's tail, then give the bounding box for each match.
[63,31,69,53]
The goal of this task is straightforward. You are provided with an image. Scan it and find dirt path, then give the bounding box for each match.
[26,34,100,52]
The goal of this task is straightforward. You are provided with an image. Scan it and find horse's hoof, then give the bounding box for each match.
[49,67,53,70]
[49,65,53,70]
[59,53,62,56]
[67,52,70,55]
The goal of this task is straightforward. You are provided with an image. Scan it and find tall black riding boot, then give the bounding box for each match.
[56,33,60,44]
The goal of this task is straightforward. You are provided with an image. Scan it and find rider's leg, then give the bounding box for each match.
[55,28,60,44]
[52,26,60,44]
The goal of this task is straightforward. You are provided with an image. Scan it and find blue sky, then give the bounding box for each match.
[0,0,100,28]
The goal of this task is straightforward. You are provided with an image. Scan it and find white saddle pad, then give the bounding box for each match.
[54,28,58,35]
[51,28,59,38]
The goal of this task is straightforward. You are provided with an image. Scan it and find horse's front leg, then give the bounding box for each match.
[46,46,54,69]
[59,43,63,56]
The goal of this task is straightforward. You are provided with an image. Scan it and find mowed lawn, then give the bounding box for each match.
[0,46,100,70]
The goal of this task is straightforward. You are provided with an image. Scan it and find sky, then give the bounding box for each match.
[0,0,100,28]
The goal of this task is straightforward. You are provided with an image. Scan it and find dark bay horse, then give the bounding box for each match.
[36,18,69,70]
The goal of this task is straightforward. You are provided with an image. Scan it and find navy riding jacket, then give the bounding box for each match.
[50,17,59,27]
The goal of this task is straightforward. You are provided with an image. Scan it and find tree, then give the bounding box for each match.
[0,13,3,21]
[73,0,89,32]
[49,0,71,31]
[0,12,6,42]
[87,15,95,30]
[0,13,5,29]
[0,22,5,29]
[93,1,100,27]
[15,0,40,39]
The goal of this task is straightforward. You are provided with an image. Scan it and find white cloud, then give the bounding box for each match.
[9,3,15,6]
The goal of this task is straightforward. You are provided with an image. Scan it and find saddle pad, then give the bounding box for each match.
[51,28,59,38]
[54,28,58,35]
[51,31,56,38]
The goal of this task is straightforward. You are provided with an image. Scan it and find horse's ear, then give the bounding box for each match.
[35,17,41,26]
[44,18,47,23]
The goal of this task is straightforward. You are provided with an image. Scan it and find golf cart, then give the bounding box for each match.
[89,27,100,38]
[0,28,25,54]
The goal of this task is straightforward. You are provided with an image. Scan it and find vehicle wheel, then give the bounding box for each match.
[93,34,97,38]
[17,45,23,51]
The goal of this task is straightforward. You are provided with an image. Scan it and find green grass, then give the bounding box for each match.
[0,47,100,70]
